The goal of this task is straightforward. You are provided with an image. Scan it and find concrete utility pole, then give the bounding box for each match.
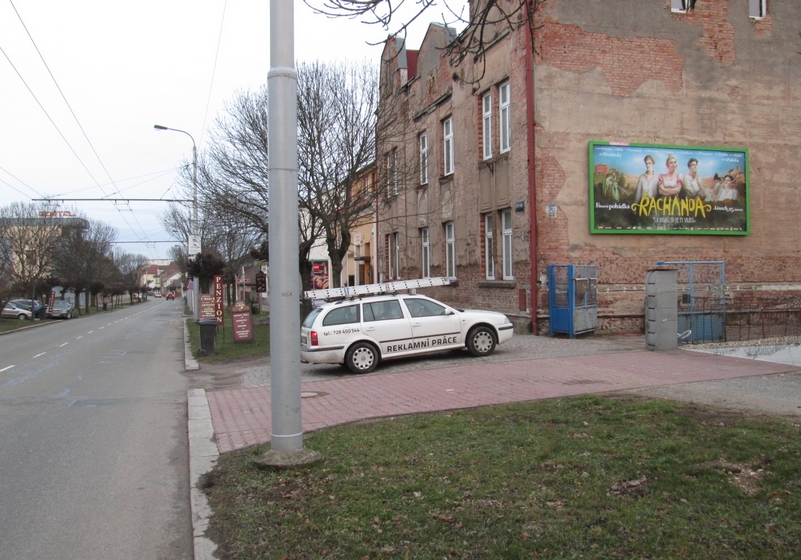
[258,0,320,466]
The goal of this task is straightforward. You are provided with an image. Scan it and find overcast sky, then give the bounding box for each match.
[0,0,463,261]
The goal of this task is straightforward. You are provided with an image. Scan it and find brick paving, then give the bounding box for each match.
[206,342,799,453]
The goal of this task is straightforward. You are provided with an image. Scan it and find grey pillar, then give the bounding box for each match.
[266,0,303,453]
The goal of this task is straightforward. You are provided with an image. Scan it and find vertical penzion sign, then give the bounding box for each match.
[213,275,224,325]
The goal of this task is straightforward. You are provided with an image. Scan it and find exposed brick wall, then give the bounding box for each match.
[680,0,737,66]
[535,19,683,97]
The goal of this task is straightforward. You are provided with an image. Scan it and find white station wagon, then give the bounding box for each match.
[300,291,514,374]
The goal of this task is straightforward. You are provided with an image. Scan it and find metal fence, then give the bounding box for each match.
[724,303,801,342]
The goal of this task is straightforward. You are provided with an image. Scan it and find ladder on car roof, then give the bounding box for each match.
[303,277,450,300]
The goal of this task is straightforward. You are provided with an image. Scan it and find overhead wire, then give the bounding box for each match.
[0,164,44,198]
[199,0,228,147]
[6,0,154,247]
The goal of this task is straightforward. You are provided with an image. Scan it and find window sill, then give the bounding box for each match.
[477,280,515,289]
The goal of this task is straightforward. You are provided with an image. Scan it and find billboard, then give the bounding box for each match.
[589,141,749,235]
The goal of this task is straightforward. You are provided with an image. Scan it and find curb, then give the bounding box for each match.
[184,318,199,371]
[188,388,219,560]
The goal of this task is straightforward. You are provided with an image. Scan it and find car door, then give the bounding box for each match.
[402,297,463,349]
[361,299,414,357]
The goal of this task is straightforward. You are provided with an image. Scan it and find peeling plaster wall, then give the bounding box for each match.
[533,0,801,329]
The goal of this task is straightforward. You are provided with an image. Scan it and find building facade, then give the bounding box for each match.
[376,0,800,334]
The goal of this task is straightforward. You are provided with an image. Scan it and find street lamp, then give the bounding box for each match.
[154,124,199,320]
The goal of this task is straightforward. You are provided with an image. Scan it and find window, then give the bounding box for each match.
[363,300,404,322]
[386,233,395,279]
[385,149,398,196]
[482,92,492,160]
[404,298,447,318]
[484,213,495,280]
[322,305,360,327]
[749,0,766,18]
[393,232,401,279]
[670,0,690,12]
[419,132,428,185]
[421,227,430,278]
[444,221,456,279]
[502,209,513,280]
[443,117,454,176]
[499,82,510,153]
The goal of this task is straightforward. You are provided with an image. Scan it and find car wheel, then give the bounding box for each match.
[466,326,496,357]
[345,342,379,374]
[66,312,72,320]
[17,314,27,320]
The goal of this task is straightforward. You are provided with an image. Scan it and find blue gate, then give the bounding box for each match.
[548,264,598,338]
[655,260,726,344]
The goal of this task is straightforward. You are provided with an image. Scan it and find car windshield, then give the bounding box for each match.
[302,308,323,329]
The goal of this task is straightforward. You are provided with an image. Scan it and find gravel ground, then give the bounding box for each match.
[623,337,801,419]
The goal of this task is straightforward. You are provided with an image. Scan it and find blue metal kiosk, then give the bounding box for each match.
[548,264,599,338]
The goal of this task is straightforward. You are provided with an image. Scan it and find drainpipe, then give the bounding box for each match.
[525,5,538,334]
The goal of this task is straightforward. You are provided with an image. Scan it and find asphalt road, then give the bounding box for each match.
[0,300,192,560]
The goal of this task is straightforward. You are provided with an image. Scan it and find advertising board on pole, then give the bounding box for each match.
[231,300,253,342]
[199,294,215,320]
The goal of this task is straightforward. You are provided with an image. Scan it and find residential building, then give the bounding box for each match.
[377,0,800,334]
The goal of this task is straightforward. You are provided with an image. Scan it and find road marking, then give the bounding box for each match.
[60,343,68,347]
[87,331,94,334]
[33,352,46,358]
[0,365,14,372]
[76,336,83,340]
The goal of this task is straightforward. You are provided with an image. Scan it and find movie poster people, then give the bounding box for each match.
[589,141,749,235]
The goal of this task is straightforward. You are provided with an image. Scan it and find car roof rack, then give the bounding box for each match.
[303,277,450,300]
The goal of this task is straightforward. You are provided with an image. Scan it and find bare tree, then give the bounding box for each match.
[114,251,150,300]
[0,202,69,305]
[297,60,384,288]
[180,60,391,305]
[306,0,547,78]
[52,217,118,314]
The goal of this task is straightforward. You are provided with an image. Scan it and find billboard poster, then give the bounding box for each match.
[589,141,749,235]
[311,260,329,289]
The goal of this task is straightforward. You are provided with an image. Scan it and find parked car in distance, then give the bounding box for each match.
[165,293,175,300]
[10,299,44,319]
[2,301,33,320]
[47,300,74,320]
[300,292,515,374]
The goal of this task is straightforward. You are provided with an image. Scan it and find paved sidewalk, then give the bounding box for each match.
[188,336,801,560]
[203,346,799,454]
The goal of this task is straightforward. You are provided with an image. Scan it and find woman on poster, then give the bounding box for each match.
[657,154,683,197]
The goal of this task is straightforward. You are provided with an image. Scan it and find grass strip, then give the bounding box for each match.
[186,311,270,361]
[201,394,801,559]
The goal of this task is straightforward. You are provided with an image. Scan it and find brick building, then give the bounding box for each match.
[376,0,799,334]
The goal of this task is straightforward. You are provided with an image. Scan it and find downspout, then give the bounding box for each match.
[525,7,538,334]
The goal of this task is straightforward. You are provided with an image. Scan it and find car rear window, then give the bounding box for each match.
[322,305,360,326]
[302,308,323,329]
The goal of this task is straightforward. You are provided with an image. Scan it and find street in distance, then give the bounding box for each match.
[300,286,514,374]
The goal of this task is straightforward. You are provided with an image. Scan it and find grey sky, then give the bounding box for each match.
[0,0,455,260]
